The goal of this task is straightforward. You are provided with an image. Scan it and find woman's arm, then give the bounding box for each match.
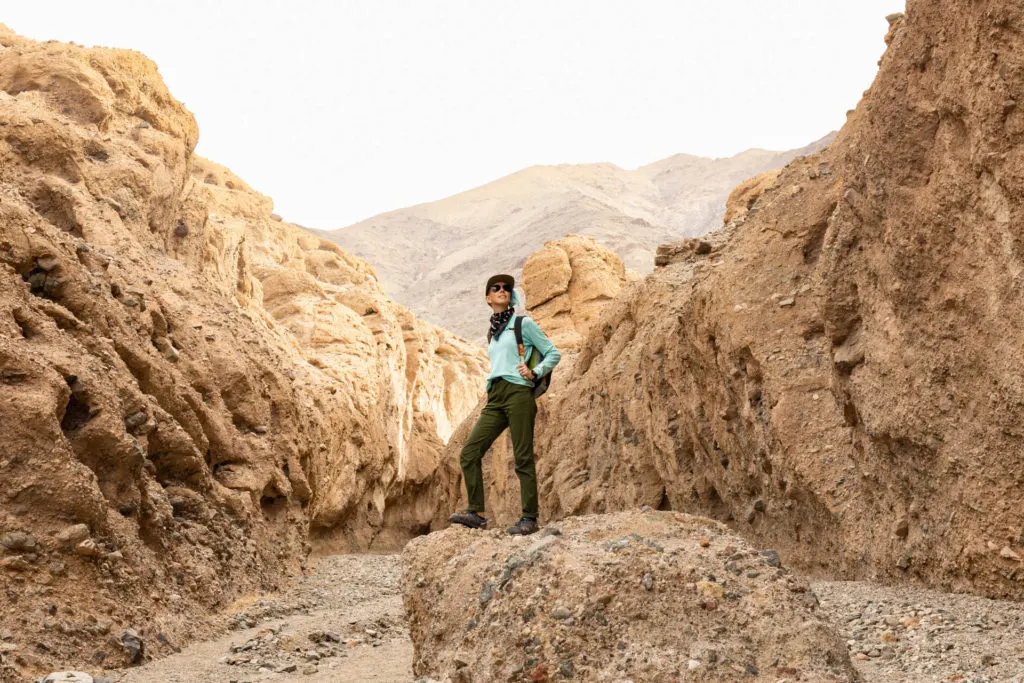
[522,318,561,377]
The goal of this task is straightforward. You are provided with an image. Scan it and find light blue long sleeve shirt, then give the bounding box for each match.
[486,316,561,391]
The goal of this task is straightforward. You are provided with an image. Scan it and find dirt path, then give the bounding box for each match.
[113,554,412,683]
[79,554,1024,683]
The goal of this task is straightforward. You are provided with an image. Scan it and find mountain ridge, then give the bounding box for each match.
[324,133,835,342]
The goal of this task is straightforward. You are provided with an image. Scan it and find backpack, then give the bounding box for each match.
[514,316,552,398]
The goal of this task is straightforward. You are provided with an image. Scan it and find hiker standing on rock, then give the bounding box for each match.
[449,274,561,536]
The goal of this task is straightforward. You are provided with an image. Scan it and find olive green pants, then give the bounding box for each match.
[460,379,538,517]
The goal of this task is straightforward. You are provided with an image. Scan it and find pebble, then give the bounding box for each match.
[998,546,1020,561]
[479,582,495,606]
[74,539,104,558]
[121,629,144,664]
[0,555,31,571]
[1,532,37,552]
[550,606,572,620]
[759,549,781,567]
[41,674,93,683]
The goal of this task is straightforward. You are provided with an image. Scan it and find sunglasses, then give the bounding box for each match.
[489,284,512,293]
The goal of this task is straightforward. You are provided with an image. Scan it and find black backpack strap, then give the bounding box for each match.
[513,315,525,360]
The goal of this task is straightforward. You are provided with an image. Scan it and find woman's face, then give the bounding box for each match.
[486,284,511,308]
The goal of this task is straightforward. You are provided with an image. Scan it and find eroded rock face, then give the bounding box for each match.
[461,1,1024,600]
[0,25,484,675]
[192,157,488,549]
[402,512,857,682]
[522,234,635,353]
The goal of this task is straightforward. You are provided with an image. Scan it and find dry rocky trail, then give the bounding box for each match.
[34,529,1024,682]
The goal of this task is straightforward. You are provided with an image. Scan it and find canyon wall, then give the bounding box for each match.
[458,2,1024,600]
[0,25,485,677]
[521,234,637,354]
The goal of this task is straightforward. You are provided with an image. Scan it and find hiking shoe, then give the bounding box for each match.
[506,517,539,535]
[449,510,487,529]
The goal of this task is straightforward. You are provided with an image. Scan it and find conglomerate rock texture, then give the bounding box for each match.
[451,1,1024,601]
[403,512,858,682]
[0,25,484,678]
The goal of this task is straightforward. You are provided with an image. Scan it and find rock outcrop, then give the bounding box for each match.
[521,234,636,353]
[0,25,484,677]
[326,135,834,342]
[723,169,781,224]
[460,1,1024,600]
[403,512,858,682]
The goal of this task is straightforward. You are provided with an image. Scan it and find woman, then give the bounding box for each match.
[449,273,561,535]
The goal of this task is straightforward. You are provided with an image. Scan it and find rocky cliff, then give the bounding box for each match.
[0,25,485,677]
[453,2,1024,601]
[325,135,834,342]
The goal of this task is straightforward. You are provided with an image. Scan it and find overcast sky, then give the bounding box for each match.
[5,1,903,228]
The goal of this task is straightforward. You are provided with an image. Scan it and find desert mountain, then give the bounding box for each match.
[439,1,1024,603]
[0,24,485,677]
[325,134,834,342]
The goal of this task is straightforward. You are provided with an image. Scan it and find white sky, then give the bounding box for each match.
[4,1,903,228]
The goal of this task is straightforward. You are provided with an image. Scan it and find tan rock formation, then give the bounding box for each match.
[522,234,635,353]
[402,512,857,682]
[0,25,484,677]
[192,157,488,547]
[459,1,1024,600]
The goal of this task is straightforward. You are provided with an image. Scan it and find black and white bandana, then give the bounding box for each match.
[488,307,515,343]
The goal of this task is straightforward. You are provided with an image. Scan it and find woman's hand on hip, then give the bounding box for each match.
[517,362,535,381]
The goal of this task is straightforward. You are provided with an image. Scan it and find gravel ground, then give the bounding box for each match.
[35,555,1024,683]
[814,581,1024,682]
[110,554,412,683]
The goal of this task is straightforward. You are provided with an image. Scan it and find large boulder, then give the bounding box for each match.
[403,512,857,682]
